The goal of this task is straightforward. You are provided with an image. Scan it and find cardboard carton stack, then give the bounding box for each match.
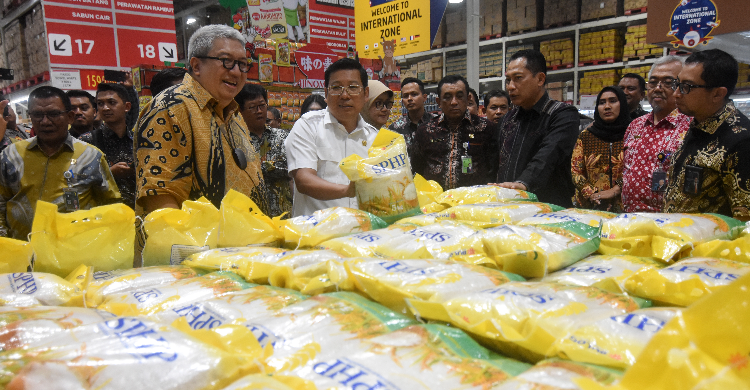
[623,64,650,81]
[539,38,574,68]
[505,43,534,69]
[480,48,504,77]
[402,56,443,83]
[506,0,540,34]
[446,56,467,78]
[624,0,647,11]
[480,0,504,37]
[542,0,578,28]
[23,4,48,78]
[433,19,446,47]
[578,29,623,64]
[2,19,29,88]
[623,24,662,60]
[547,80,573,102]
[738,63,750,89]
[579,69,621,96]
[445,4,467,45]
[580,0,620,21]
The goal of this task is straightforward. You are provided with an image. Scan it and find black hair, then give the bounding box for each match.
[66,90,96,108]
[301,94,327,116]
[509,49,547,82]
[684,49,738,99]
[30,86,71,111]
[401,77,426,94]
[150,68,187,97]
[235,83,268,108]
[268,107,281,120]
[324,58,368,89]
[96,83,131,104]
[437,74,469,97]
[468,88,479,106]
[484,89,510,108]
[621,73,646,92]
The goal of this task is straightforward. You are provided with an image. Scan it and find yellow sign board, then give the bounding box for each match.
[355,0,431,59]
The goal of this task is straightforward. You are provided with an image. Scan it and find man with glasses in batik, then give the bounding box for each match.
[0,86,121,240]
[622,56,691,212]
[284,58,377,217]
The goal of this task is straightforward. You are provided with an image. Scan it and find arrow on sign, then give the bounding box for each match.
[54,39,67,51]
[161,47,174,59]
[158,42,178,62]
[48,33,73,56]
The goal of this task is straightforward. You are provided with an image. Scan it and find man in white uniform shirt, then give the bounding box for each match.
[285,58,378,216]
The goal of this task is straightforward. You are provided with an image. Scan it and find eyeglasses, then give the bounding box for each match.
[674,80,719,94]
[374,101,394,110]
[245,103,267,113]
[29,110,68,121]
[328,85,363,96]
[196,56,249,73]
[647,79,677,91]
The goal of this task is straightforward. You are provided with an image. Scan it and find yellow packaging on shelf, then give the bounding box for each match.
[222,374,318,390]
[577,271,750,390]
[0,237,32,274]
[142,197,219,267]
[518,209,617,228]
[541,255,665,294]
[493,358,623,390]
[624,257,750,306]
[556,307,681,368]
[688,234,750,263]
[339,129,420,224]
[282,207,387,249]
[434,202,564,228]
[29,201,135,277]
[408,282,645,363]
[414,173,443,207]
[219,189,283,248]
[421,185,538,213]
[599,213,744,262]
[0,272,80,307]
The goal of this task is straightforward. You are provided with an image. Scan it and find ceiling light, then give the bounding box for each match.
[187,17,196,24]
[449,0,463,3]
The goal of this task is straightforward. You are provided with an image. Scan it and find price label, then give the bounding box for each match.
[81,69,106,90]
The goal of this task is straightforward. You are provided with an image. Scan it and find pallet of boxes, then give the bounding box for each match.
[540,38,574,70]
[580,0,621,22]
[624,0,647,14]
[480,0,504,39]
[578,29,623,66]
[579,69,621,98]
[623,25,663,61]
[445,3,467,45]
[738,63,750,90]
[542,0,578,28]
[480,49,503,78]
[446,56,466,78]
[547,81,572,103]
[506,0,540,34]
[506,44,534,69]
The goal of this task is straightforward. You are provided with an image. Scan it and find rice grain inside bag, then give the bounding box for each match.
[282,207,387,249]
[541,255,665,293]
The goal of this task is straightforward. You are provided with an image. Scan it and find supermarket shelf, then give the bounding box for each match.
[576,57,660,72]
[479,76,504,84]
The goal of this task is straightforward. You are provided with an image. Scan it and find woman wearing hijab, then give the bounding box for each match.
[571,85,631,211]
[360,80,394,130]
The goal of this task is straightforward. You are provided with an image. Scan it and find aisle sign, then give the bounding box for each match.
[294,43,338,88]
[51,69,82,89]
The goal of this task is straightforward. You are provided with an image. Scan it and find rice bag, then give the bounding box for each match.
[624,257,750,306]
[434,201,564,228]
[79,265,202,307]
[282,207,387,249]
[0,317,265,390]
[97,271,255,316]
[421,185,538,213]
[339,129,420,224]
[414,173,443,208]
[0,238,32,274]
[393,212,440,226]
[599,213,744,262]
[555,307,681,368]
[141,197,219,267]
[222,374,318,390]
[0,272,79,307]
[541,255,666,294]
[0,306,115,350]
[518,209,618,228]
[476,221,601,277]
[494,358,623,390]
[689,234,750,264]
[219,189,284,248]
[183,247,288,277]
[316,227,414,258]
[340,258,524,315]
[409,281,646,362]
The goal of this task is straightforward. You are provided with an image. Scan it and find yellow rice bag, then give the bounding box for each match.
[475,221,601,277]
[282,207,387,249]
[689,234,750,264]
[0,306,115,350]
[421,184,538,213]
[183,247,287,277]
[222,374,318,390]
[339,129,420,224]
[599,212,744,262]
[340,258,524,315]
[577,271,750,390]
[494,358,623,390]
[624,257,750,306]
[316,226,415,257]
[518,208,618,228]
[219,189,284,247]
[373,221,489,265]
[393,212,440,226]
[556,307,681,368]
[0,272,79,307]
[79,265,202,307]
[97,271,255,316]
[142,197,219,267]
[409,281,646,362]
[541,255,665,294]
[413,173,443,208]
[434,201,564,228]
[0,238,32,274]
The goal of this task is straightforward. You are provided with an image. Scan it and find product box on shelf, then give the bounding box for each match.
[580,0,622,21]
[543,0,578,28]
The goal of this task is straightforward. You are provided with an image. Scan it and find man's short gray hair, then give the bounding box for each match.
[648,55,685,79]
[187,25,245,71]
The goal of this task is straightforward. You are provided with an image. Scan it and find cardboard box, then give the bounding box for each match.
[430,56,443,68]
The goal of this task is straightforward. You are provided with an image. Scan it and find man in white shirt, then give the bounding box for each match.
[285,58,377,216]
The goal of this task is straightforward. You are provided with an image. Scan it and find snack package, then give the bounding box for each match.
[434,201,564,228]
[599,213,744,262]
[518,209,618,228]
[222,374,318,390]
[29,201,135,277]
[219,190,284,248]
[421,185,538,213]
[409,281,646,362]
[341,258,524,315]
[142,197,220,267]
[0,237,32,274]
[339,130,420,224]
[541,255,666,294]
[689,234,750,264]
[476,222,601,277]
[282,207,387,249]
[0,272,79,307]
[494,358,623,390]
[97,271,255,316]
[0,317,265,390]
[0,306,115,350]
[555,307,682,368]
[413,173,443,208]
[577,271,750,390]
[624,257,750,306]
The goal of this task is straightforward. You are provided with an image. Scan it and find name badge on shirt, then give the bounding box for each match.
[63,188,80,212]
[683,165,703,195]
[651,170,668,193]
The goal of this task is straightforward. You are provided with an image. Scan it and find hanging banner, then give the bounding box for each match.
[667,0,719,48]
[232,0,307,43]
[294,43,339,88]
[647,0,749,49]
[308,0,355,56]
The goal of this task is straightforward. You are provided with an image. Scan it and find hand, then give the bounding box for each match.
[122,71,134,88]
[345,181,356,198]
[491,182,527,191]
[110,161,134,179]
[590,188,618,205]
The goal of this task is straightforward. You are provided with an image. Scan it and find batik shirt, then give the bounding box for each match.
[134,74,269,214]
[571,128,624,212]
[249,126,292,218]
[621,109,690,212]
[0,135,121,239]
[388,110,435,153]
[80,124,136,209]
[664,102,750,218]
[0,126,29,153]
